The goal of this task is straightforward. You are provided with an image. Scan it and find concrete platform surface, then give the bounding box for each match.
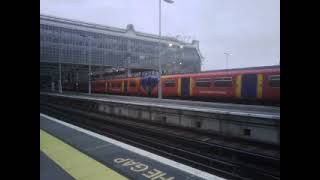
[41,92,280,119]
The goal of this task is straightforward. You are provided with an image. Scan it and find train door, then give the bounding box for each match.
[124,80,128,95]
[181,77,190,97]
[241,74,257,99]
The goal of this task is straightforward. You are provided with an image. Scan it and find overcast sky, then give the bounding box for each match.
[40,0,280,71]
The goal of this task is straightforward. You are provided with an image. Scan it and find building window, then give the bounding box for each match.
[196,78,211,87]
[268,75,280,88]
[243,128,251,136]
[214,77,233,87]
[161,116,167,123]
[165,79,176,87]
[195,121,201,128]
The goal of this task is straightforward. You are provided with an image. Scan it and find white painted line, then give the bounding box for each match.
[40,113,225,180]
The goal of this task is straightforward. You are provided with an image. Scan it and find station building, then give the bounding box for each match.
[40,14,203,89]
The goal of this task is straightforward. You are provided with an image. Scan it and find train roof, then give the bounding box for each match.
[200,65,279,73]
[95,65,280,81]
[163,65,280,78]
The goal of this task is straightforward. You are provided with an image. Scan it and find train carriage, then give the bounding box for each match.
[139,76,159,97]
[91,80,107,94]
[126,77,141,96]
[161,65,280,104]
[107,79,125,95]
[65,65,280,105]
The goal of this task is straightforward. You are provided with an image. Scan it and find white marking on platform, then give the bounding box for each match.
[40,113,225,180]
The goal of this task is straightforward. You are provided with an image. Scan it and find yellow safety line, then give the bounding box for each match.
[177,78,181,96]
[257,74,263,99]
[40,129,128,180]
[121,81,124,93]
[236,75,242,98]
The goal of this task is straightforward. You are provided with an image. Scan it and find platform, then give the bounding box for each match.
[40,113,224,180]
[40,92,280,145]
[41,92,279,119]
[40,151,75,180]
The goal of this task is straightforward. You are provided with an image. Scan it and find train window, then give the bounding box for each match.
[268,75,280,88]
[214,77,233,87]
[165,79,176,87]
[129,80,136,87]
[112,82,121,88]
[196,78,211,87]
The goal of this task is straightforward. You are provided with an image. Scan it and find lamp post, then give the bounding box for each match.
[88,36,92,95]
[179,45,183,72]
[80,34,92,95]
[58,30,62,93]
[224,52,232,71]
[158,0,174,99]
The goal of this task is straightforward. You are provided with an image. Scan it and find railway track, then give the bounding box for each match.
[40,100,279,180]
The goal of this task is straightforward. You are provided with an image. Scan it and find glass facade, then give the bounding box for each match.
[40,15,202,88]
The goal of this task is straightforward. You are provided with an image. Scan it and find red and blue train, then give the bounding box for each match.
[63,65,280,105]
